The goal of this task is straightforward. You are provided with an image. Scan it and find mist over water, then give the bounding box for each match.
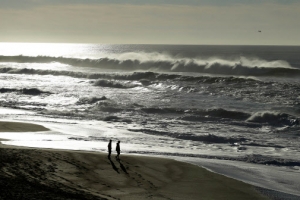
[1,43,300,195]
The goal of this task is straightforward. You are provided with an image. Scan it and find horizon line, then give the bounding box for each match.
[1,42,300,47]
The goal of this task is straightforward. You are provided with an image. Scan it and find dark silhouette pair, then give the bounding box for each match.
[107,140,121,160]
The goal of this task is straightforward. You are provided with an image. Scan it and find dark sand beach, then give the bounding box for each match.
[0,121,269,200]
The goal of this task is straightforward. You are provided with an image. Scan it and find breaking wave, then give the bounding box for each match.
[76,96,107,105]
[0,87,51,95]
[128,129,247,144]
[93,79,139,88]
[177,108,251,121]
[92,101,124,113]
[0,67,265,86]
[247,111,299,126]
[140,107,254,122]
[1,54,299,77]
[240,154,300,166]
[177,109,299,127]
[141,107,185,114]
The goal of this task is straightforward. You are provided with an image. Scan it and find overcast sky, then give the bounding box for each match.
[0,0,299,45]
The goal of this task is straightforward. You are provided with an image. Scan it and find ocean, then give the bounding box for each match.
[1,43,300,196]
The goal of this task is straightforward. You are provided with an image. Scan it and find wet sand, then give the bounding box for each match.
[0,121,268,199]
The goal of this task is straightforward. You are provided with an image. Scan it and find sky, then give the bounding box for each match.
[0,0,300,45]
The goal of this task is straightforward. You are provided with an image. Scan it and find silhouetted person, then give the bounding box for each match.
[108,140,112,159]
[116,141,120,160]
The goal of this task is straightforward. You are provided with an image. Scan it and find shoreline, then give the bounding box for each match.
[0,121,295,199]
[0,147,267,200]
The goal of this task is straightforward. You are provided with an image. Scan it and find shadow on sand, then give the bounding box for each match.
[117,159,129,175]
[107,157,129,175]
[108,158,119,173]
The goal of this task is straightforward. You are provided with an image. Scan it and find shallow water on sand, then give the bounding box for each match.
[1,113,300,197]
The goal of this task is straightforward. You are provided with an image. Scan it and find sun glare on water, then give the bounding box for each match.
[0,42,94,58]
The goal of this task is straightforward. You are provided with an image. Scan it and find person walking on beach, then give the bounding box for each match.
[108,140,112,159]
[116,141,120,160]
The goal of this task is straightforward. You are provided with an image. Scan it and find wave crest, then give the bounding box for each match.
[93,79,139,88]
[1,54,299,77]
[179,108,251,121]
[76,96,107,105]
[0,87,51,95]
[247,111,299,126]
[1,67,266,88]
[128,129,246,144]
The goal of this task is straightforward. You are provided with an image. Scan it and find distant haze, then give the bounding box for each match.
[0,0,299,45]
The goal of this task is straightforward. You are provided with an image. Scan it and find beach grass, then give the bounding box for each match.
[0,121,268,200]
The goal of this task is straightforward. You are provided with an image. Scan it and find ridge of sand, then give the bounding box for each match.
[0,121,49,132]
